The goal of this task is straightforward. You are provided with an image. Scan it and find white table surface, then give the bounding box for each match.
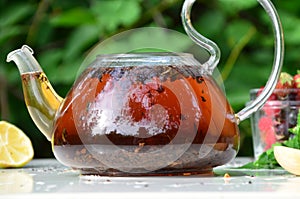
[1,157,300,199]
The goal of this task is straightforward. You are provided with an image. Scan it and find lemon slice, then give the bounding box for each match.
[274,146,300,175]
[0,121,34,168]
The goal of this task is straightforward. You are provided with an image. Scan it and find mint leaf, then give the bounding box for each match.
[240,143,281,169]
[289,111,300,135]
[240,109,300,169]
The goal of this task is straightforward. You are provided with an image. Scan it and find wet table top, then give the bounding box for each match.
[1,158,300,199]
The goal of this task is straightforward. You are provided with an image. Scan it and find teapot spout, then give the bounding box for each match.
[6,45,63,141]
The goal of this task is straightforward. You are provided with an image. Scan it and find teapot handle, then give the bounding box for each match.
[181,0,284,123]
[181,0,221,74]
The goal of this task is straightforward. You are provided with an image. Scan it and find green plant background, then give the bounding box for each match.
[0,0,299,158]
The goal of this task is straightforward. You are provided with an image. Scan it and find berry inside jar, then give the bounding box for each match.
[251,71,300,158]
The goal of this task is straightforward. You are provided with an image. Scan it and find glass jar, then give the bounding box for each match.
[250,88,300,159]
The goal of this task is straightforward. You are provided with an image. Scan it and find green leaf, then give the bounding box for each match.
[239,111,300,169]
[64,25,99,61]
[239,143,281,169]
[32,20,53,46]
[92,0,141,32]
[279,11,300,45]
[0,3,34,27]
[50,7,96,27]
[52,59,82,84]
[194,10,225,37]
[0,26,22,44]
[225,20,254,47]
[39,49,63,72]
[287,112,300,147]
[39,48,80,84]
[218,0,257,14]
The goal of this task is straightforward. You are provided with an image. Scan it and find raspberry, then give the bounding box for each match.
[258,116,277,150]
[263,106,281,117]
[275,72,294,99]
[256,86,277,100]
[262,101,281,117]
[293,70,300,88]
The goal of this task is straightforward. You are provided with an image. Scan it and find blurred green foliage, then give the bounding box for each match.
[0,0,299,158]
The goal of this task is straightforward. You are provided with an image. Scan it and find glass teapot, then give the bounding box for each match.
[6,0,283,176]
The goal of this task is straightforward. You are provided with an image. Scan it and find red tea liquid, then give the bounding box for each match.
[25,65,240,176]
